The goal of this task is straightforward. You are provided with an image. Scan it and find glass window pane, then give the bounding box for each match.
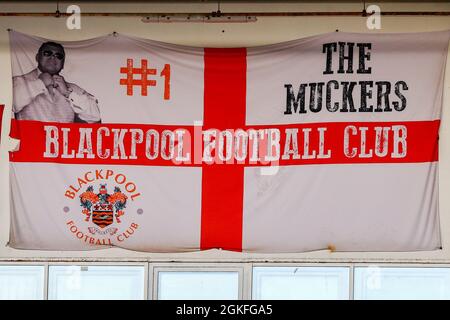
[252,267,350,300]
[354,267,450,300]
[48,265,145,300]
[0,265,45,300]
[158,271,239,300]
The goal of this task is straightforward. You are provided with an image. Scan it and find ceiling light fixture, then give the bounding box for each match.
[141,14,257,23]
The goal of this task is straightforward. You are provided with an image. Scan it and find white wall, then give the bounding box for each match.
[0,1,450,262]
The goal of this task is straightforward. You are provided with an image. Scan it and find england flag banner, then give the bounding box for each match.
[8,30,450,252]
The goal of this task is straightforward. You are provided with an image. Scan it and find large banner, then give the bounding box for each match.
[8,30,450,252]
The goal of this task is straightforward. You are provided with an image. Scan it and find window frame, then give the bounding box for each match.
[352,263,450,300]
[0,262,47,300]
[2,261,450,300]
[47,262,148,300]
[149,262,249,300]
[251,263,352,300]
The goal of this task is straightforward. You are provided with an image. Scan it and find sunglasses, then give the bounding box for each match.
[41,50,65,60]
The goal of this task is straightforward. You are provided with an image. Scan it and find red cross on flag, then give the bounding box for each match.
[7,30,450,252]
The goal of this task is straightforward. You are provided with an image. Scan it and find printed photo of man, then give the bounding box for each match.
[12,41,101,123]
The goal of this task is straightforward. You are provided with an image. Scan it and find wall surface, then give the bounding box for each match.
[0,1,450,262]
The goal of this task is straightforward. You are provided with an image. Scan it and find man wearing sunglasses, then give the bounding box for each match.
[12,41,101,123]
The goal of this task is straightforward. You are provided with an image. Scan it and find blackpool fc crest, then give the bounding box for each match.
[64,169,141,246]
[80,184,128,228]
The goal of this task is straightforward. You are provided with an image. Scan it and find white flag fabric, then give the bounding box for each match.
[7,30,450,252]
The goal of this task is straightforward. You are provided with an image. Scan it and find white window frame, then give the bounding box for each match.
[149,262,250,300]
[251,263,352,300]
[48,262,148,300]
[0,262,48,300]
[352,263,450,300]
[2,261,450,300]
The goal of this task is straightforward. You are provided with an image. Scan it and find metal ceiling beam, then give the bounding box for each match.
[1,11,450,16]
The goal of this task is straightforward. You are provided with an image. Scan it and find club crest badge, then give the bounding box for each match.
[80,184,128,228]
[64,169,141,246]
